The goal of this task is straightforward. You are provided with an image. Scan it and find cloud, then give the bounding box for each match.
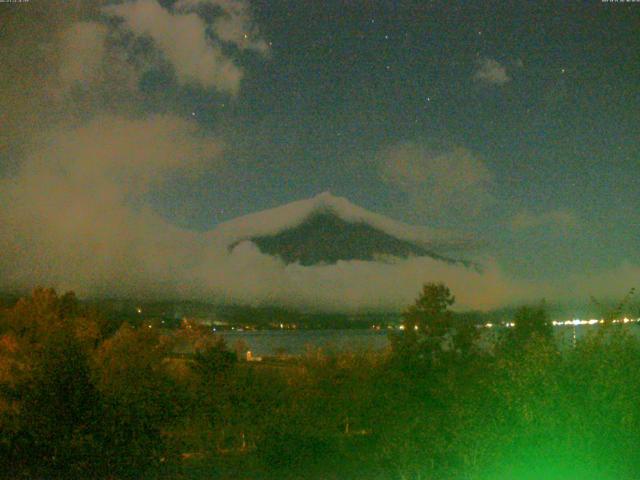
[38,114,223,192]
[0,122,515,310]
[0,1,87,163]
[103,0,267,93]
[0,4,507,312]
[0,114,224,297]
[565,263,639,302]
[51,20,143,105]
[0,109,626,312]
[176,0,269,53]
[192,247,515,312]
[0,104,512,310]
[510,209,580,231]
[474,58,511,85]
[378,142,495,222]
[3,1,625,314]
[0,120,514,310]
[2,0,512,312]
[57,22,109,90]
[523,262,639,308]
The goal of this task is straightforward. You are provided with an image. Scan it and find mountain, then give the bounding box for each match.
[215,192,478,269]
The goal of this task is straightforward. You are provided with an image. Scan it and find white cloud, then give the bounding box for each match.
[0,114,224,297]
[0,120,514,311]
[378,142,495,222]
[474,58,511,85]
[564,263,639,301]
[57,22,108,89]
[212,191,472,252]
[103,0,267,94]
[48,21,145,110]
[0,122,626,311]
[510,209,580,231]
[193,248,514,312]
[4,2,621,313]
[176,0,269,53]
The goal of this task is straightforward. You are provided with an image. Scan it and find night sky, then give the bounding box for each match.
[152,1,640,279]
[1,0,639,307]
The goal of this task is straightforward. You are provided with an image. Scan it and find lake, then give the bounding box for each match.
[219,323,640,357]
[219,329,390,356]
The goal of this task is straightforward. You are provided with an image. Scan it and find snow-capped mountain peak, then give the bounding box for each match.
[211,192,476,267]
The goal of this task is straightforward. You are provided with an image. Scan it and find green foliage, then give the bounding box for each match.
[390,283,454,365]
[91,323,186,477]
[190,337,236,384]
[402,282,455,336]
[392,282,482,372]
[512,303,552,343]
[0,289,188,479]
[5,285,640,479]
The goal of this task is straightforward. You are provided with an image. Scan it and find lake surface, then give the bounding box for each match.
[219,324,640,357]
[219,329,390,356]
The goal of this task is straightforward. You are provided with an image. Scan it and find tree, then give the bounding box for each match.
[0,288,103,478]
[392,283,456,364]
[91,323,183,477]
[18,328,102,477]
[504,304,553,352]
[402,283,455,336]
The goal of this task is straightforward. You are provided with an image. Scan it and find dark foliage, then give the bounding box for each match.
[2,285,640,479]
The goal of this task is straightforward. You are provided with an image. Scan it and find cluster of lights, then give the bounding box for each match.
[396,325,420,331]
[482,318,640,329]
[484,322,515,328]
[388,319,640,331]
[552,317,640,327]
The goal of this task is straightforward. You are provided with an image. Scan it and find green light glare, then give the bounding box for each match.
[478,449,618,480]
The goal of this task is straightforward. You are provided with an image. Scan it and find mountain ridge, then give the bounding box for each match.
[214,192,474,250]
[214,192,479,269]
